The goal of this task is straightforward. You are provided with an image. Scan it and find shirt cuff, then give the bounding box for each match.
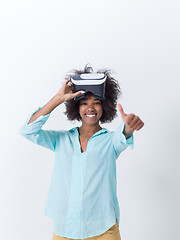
[115,121,134,150]
[26,107,50,123]
[19,107,51,135]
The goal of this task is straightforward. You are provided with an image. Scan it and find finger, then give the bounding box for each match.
[130,119,141,130]
[117,103,126,118]
[129,116,139,128]
[68,82,73,88]
[65,78,71,85]
[126,114,135,125]
[68,80,73,86]
[136,122,144,131]
[72,90,85,98]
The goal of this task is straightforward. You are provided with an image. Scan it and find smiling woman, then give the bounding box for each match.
[79,93,103,124]
[64,64,122,123]
[19,63,137,240]
[77,92,104,152]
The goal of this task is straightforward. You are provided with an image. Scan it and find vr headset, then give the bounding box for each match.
[70,73,107,101]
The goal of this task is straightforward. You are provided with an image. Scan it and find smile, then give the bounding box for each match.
[86,114,96,118]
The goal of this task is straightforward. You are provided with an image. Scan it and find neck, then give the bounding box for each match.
[79,123,102,136]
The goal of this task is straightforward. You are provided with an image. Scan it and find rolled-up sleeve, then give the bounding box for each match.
[19,107,57,152]
[112,121,134,159]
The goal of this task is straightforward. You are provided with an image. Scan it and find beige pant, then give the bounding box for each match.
[52,219,121,240]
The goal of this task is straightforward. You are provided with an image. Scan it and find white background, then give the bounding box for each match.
[0,0,180,240]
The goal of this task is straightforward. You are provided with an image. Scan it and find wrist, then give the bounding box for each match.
[123,125,133,139]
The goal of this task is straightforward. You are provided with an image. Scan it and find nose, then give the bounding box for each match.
[87,103,95,112]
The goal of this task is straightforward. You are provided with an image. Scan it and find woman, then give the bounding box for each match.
[19,64,144,240]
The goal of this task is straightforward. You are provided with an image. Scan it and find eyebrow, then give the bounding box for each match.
[81,98,100,101]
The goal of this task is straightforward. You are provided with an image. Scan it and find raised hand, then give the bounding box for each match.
[117,103,144,138]
[56,78,85,102]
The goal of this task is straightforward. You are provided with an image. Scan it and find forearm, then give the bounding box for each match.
[27,94,64,124]
[123,124,133,139]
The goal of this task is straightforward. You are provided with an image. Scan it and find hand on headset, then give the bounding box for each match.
[117,103,144,139]
[56,78,85,102]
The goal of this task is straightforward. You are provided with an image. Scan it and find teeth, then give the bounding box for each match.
[86,114,96,117]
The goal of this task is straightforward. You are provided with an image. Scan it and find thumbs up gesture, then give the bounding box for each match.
[117,103,144,139]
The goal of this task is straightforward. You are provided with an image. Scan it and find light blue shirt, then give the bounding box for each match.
[19,107,134,239]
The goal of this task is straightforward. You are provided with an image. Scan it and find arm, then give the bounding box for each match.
[112,103,144,158]
[19,106,58,152]
[27,95,63,125]
[27,78,84,124]
[19,78,84,151]
[117,103,144,138]
[112,121,134,159]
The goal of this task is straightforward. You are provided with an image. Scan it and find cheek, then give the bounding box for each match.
[78,106,85,115]
[98,106,103,116]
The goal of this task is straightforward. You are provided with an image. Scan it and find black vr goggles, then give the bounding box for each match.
[70,73,107,101]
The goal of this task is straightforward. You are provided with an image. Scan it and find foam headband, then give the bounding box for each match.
[70,73,107,101]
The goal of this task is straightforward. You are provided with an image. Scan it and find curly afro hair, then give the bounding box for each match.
[63,63,122,123]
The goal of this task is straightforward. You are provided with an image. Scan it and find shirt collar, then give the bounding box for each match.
[69,127,109,137]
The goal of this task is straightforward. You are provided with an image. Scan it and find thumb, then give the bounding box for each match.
[72,90,85,98]
[117,103,127,118]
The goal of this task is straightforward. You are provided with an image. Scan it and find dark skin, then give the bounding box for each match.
[58,78,144,152]
[78,92,103,152]
[78,92,144,152]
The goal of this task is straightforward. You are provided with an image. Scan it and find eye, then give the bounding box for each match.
[81,102,87,105]
[94,102,100,105]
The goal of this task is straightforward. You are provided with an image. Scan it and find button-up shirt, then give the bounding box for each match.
[19,107,134,239]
